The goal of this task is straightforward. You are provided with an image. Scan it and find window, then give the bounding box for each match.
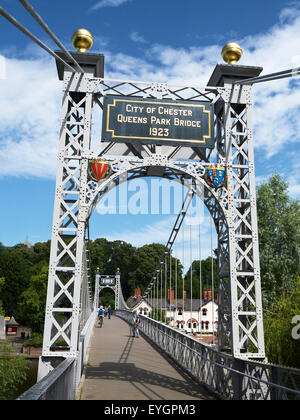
[188,322,192,329]
[193,322,197,329]
[178,308,182,315]
[202,308,207,316]
[144,308,148,315]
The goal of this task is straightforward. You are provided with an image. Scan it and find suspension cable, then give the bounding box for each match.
[165,252,167,323]
[190,216,193,334]
[144,189,195,321]
[182,212,185,318]
[235,67,300,85]
[19,0,84,73]
[174,241,178,325]
[160,265,163,323]
[199,210,202,337]
[211,215,215,346]
[156,272,159,321]
[0,6,77,73]
[169,251,172,323]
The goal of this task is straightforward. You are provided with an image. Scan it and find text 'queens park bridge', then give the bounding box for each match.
[1,1,300,402]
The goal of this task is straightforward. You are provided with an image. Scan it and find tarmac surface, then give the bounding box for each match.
[80,315,213,400]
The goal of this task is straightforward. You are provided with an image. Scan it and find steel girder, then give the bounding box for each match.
[39,67,265,378]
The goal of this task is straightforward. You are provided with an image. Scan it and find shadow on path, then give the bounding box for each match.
[86,355,211,400]
[82,316,214,400]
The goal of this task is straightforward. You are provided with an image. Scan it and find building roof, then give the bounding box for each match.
[6,316,19,326]
[137,298,217,311]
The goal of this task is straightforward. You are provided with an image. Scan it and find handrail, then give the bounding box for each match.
[116,310,300,400]
[17,358,76,400]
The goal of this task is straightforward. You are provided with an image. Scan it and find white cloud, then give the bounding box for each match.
[1,3,300,188]
[130,32,146,44]
[91,0,130,10]
[0,55,61,178]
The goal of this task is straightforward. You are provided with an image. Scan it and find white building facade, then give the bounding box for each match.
[132,296,218,335]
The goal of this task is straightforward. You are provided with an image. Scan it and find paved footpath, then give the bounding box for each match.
[80,315,213,400]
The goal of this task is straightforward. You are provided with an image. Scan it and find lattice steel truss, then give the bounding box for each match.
[38,57,265,378]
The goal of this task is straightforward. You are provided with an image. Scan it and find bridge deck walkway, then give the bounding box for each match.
[80,315,213,400]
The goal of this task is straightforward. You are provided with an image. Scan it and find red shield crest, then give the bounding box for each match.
[88,160,111,182]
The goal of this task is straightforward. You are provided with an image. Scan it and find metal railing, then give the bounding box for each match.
[116,310,300,400]
[18,309,97,400]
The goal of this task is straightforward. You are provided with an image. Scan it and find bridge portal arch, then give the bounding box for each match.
[94,270,128,311]
[39,53,265,378]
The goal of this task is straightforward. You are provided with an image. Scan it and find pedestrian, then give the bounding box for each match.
[132,312,140,337]
[98,306,104,327]
[104,306,108,317]
[135,314,140,337]
[108,305,112,319]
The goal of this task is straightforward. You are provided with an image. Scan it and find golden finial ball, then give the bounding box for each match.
[72,29,93,53]
[222,42,243,65]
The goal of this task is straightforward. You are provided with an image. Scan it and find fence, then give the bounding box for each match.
[116,310,300,400]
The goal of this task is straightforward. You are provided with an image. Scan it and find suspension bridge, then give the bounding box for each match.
[1,0,300,401]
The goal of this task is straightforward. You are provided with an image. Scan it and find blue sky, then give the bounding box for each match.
[0,0,299,271]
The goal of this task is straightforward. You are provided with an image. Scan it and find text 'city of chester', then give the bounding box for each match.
[102,96,214,148]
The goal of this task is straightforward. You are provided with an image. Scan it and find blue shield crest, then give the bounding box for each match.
[204,164,227,189]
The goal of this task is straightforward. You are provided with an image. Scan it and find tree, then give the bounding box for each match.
[0,243,48,321]
[89,238,137,298]
[19,266,48,333]
[0,342,29,400]
[0,246,33,319]
[184,257,218,299]
[257,174,300,305]
[263,277,300,368]
[129,244,184,299]
[0,277,4,316]
[129,243,166,292]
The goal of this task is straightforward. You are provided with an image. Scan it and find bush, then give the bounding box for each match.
[23,333,43,348]
[0,342,29,400]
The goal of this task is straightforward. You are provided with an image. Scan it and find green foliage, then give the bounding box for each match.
[23,333,43,348]
[256,174,300,366]
[257,174,300,305]
[19,266,48,333]
[0,277,4,316]
[0,174,299,368]
[148,307,167,323]
[0,241,50,322]
[184,257,218,298]
[130,244,183,297]
[90,239,136,297]
[263,278,300,368]
[99,288,115,308]
[0,342,29,400]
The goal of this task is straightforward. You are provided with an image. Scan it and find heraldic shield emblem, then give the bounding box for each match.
[88,159,112,182]
[204,164,227,189]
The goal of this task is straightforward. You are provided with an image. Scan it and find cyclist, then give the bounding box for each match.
[98,306,104,328]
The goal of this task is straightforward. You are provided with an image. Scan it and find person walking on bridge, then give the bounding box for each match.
[108,305,112,319]
[132,312,140,337]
